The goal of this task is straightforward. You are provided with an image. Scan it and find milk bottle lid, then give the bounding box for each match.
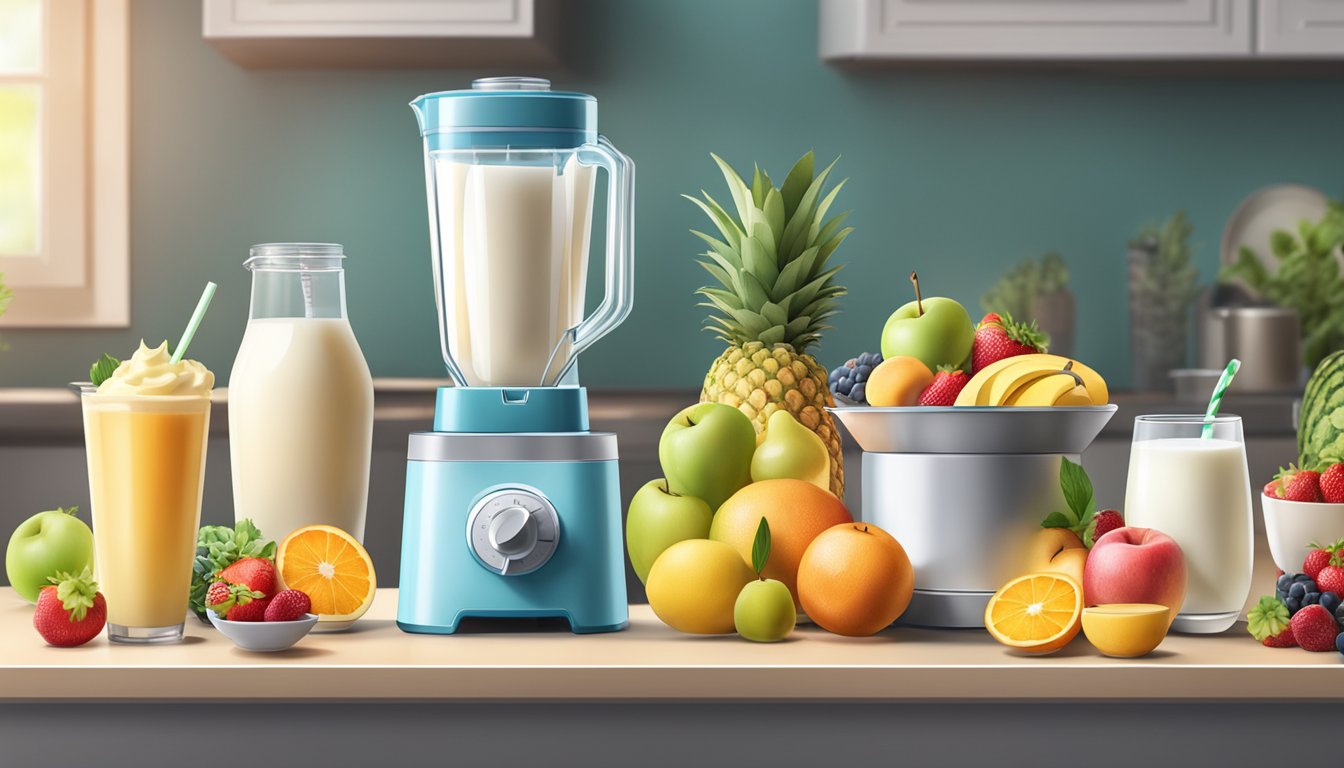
[410,77,597,150]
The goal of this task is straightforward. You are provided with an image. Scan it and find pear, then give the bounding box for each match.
[750,411,830,492]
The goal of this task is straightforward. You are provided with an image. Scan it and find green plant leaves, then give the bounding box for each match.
[751,518,771,576]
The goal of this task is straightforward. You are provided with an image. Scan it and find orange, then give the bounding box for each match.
[276,524,377,623]
[865,356,934,407]
[984,573,1083,654]
[797,522,914,636]
[709,479,852,608]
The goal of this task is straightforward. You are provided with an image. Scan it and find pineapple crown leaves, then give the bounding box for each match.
[48,567,98,622]
[685,151,852,352]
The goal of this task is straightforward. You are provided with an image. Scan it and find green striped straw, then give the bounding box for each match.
[1201,358,1241,439]
[170,282,217,364]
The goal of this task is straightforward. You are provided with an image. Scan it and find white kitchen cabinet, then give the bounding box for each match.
[203,0,558,68]
[1258,0,1344,56]
[820,0,1254,61]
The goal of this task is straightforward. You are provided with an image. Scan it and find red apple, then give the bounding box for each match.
[1083,527,1187,629]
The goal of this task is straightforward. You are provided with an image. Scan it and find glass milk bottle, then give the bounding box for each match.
[228,243,374,543]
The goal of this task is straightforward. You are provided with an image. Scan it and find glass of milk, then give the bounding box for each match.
[1124,414,1253,634]
[228,243,375,544]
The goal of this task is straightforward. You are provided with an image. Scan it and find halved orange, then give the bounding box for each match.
[276,524,377,624]
[984,572,1083,654]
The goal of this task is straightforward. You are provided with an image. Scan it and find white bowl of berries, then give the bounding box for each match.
[1262,463,1344,575]
[206,586,317,652]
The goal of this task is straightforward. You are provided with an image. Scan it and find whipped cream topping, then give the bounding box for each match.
[96,341,214,397]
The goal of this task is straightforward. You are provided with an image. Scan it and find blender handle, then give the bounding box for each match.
[541,136,635,386]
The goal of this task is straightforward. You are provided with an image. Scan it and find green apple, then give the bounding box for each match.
[751,411,829,491]
[880,271,974,373]
[626,479,713,584]
[734,579,796,642]
[6,506,94,603]
[658,403,756,511]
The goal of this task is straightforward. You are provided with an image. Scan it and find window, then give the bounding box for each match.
[0,0,127,327]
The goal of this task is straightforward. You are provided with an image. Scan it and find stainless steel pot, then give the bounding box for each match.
[1198,306,1301,392]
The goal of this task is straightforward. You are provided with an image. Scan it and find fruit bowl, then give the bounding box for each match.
[1261,494,1344,574]
[828,404,1117,455]
[207,611,318,652]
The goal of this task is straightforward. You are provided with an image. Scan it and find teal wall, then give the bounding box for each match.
[2,0,1343,389]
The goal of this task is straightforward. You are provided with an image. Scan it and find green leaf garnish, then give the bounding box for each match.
[751,518,771,576]
[88,353,120,386]
[1040,511,1073,529]
[1059,457,1094,525]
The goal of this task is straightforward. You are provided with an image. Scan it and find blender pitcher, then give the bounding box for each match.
[411,77,635,387]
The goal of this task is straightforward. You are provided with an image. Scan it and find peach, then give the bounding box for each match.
[865,356,934,407]
[1022,528,1087,587]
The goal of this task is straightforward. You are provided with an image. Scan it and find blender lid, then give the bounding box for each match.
[410,77,597,150]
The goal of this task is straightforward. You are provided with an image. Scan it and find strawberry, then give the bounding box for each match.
[217,557,277,598]
[1304,541,1342,580]
[1090,510,1123,543]
[1320,462,1344,504]
[1263,626,1298,648]
[971,312,1048,374]
[1277,465,1323,503]
[1315,561,1344,595]
[917,366,969,406]
[264,589,312,622]
[225,596,271,622]
[1264,479,1283,498]
[1290,604,1339,651]
[32,568,106,648]
[205,579,268,621]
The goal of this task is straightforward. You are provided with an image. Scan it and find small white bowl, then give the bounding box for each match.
[1262,493,1344,574]
[207,611,318,652]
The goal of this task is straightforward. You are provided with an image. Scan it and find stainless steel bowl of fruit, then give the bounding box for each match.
[827,404,1118,628]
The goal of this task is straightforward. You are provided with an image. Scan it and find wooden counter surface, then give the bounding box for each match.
[3,587,1341,701]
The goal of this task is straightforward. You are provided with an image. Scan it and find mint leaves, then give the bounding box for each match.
[88,353,120,386]
[1042,457,1101,543]
[751,518,771,576]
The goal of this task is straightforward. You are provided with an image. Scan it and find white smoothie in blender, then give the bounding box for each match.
[435,156,595,386]
[1124,435,1253,623]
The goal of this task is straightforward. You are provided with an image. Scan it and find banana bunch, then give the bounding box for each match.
[955,354,1109,407]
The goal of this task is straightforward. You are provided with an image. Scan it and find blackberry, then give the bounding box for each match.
[829,352,882,405]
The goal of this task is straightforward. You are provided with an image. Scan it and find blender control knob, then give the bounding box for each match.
[466,488,562,576]
[488,506,536,556]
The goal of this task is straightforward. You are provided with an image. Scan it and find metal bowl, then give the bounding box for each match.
[828,404,1118,455]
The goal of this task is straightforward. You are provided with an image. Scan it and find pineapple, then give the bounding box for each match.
[686,152,852,497]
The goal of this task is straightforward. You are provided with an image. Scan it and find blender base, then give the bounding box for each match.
[896,589,994,629]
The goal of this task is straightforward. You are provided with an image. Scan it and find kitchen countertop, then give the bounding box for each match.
[4,576,1341,702]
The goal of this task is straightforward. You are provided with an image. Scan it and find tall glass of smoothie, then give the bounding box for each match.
[1124,414,1254,634]
[82,341,214,643]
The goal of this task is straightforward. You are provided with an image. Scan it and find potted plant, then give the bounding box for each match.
[982,252,1074,356]
[1220,202,1344,370]
[1128,211,1200,392]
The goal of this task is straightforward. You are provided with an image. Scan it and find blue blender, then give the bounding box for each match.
[396,77,635,635]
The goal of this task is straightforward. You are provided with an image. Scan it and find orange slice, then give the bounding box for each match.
[984,572,1083,654]
[277,525,376,623]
